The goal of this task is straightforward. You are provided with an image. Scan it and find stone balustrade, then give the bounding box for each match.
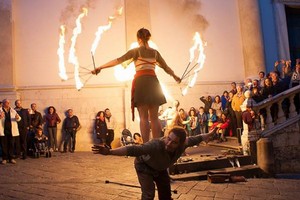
[252,85,300,131]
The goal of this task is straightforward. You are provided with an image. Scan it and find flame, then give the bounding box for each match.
[57,25,68,80]
[181,32,206,96]
[68,8,88,90]
[91,6,123,55]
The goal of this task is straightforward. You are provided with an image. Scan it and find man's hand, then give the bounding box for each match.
[92,144,111,155]
[203,127,218,143]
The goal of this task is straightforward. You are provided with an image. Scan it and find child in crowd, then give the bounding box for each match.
[34,128,49,154]
[207,108,217,131]
[198,107,207,134]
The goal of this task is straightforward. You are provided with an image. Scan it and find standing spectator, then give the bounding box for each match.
[91,28,181,143]
[211,95,222,119]
[240,90,256,112]
[0,99,21,164]
[199,95,212,113]
[225,91,236,136]
[44,106,61,152]
[207,108,217,131]
[291,59,300,88]
[230,82,237,95]
[242,106,256,155]
[177,108,189,130]
[258,71,266,88]
[251,79,260,93]
[158,109,167,134]
[28,103,43,152]
[231,85,245,134]
[261,78,276,99]
[186,109,198,136]
[104,108,115,149]
[291,60,300,113]
[14,100,30,159]
[244,78,253,91]
[221,91,229,111]
[62,109,80,153]
[95,111,108,145]
[197,107,207,134]
[160,100,180,136]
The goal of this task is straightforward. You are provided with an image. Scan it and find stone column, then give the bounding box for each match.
[123,0,151,130]
[0,0,19,100]
[237,0,266,78]
[0,0,14,88]
[124,0,151,48]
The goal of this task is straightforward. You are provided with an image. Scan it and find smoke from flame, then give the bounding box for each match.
[91,6,123,56]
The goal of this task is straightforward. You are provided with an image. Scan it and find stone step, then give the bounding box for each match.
[207,136,242,150]
[169,155,253,175]
[170,164,262,181]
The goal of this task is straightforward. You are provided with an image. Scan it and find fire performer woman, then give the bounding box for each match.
[92,28,181,142]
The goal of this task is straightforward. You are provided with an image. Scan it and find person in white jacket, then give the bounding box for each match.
[0,99,21,164]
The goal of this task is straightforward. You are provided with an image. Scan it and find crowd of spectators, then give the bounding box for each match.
[159,58,300,144]
[0,99,81,164]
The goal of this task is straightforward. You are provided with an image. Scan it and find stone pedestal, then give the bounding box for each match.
[257,138,275,176]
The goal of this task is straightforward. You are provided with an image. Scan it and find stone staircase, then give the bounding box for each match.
[169,137,262,181]
[170,85,300,180]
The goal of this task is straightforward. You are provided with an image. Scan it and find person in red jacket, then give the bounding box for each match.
[210,113,230,143]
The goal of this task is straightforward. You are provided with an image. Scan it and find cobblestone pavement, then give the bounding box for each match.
[1,151,300,200]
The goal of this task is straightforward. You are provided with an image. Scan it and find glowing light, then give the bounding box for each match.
[114,41,158,82]
[68,8,88,90]
[181,32,206,96]
[57,25,68,81]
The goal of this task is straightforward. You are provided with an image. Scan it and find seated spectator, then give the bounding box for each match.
[133,133,143,145]
[34,128,48,144]
[34,128,49,155]
[211,95,222,118]
[210,113,230,143]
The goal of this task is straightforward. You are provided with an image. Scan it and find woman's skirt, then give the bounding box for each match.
[133,75,166,107]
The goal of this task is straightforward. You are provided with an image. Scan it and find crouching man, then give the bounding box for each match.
[93,126,216,200]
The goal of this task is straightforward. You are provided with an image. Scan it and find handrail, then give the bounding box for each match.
[252,84,300,130]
